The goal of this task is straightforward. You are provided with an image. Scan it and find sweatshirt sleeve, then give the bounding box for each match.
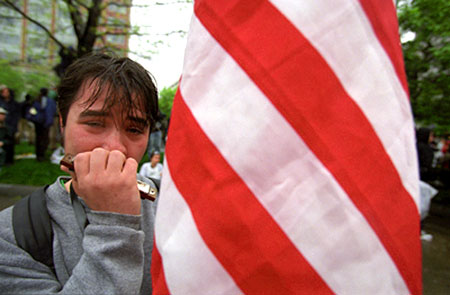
[0,206,147,295]
[60,211,145,294]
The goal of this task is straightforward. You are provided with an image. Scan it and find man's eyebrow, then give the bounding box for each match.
[129,116,149,126]
[79,109,149,125]
[79,109,108,118]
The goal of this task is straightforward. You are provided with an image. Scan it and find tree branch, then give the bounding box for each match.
[62,0,84,39]
[154,30,187,37]
[99,30,142,36]
[99,22,131,28]
[2,0,66,50]
[72,0,90,10]
[78,0,103,55]
[155,0,192,4]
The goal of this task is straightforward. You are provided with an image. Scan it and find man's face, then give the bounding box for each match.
[0,113,5,122]
[1,88,10,99]
[151,153,161,165]
[61,81,150,163]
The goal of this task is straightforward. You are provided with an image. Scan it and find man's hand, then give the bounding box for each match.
[61,148,141,215]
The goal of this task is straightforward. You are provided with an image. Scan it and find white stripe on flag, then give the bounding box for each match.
[177,15,409,294]
[155,161,242,294]
[269,0,419,206]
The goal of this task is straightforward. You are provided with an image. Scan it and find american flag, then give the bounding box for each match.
[152,0,421,294]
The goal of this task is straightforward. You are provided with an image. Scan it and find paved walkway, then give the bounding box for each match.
[0,183,39,210]
[0,183,39,198]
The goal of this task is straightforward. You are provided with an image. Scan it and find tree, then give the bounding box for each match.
[1,0,136,76]
[158,86,177,117]
[0,60,58,98]
[0,0,191,77]
[397,0,450,133]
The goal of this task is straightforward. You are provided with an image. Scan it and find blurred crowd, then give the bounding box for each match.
[416,126,450,188]
[416,126,449,241]
[0,84,58,168]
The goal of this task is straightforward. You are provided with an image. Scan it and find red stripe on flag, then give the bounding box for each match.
[165,89,333,294]
[194,0,421,294]
[151,242,170,295]
[358,0,410,95]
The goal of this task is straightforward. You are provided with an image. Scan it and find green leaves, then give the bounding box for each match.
[0,60,58,99]
[398,0,450,134]
[158,86,177,117]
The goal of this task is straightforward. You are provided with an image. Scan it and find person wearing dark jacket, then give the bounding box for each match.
[26,88,57,161]
[0,107,13,168]
[0,85,21,165]
[416,127,435,181]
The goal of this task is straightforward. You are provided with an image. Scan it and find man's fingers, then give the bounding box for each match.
[89,148,109,174]
[73,152,90,177]
[106,150,127,173]
[122,157,138,176]
[60,164,77,181]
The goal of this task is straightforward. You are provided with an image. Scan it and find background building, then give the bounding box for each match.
[0,0,130,66]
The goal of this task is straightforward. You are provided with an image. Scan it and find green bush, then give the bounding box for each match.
[159,86,177,117]
[0,60,58,100]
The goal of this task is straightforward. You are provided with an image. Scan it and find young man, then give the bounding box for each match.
[0,54,159,294]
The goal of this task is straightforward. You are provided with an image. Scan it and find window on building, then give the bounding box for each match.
[106,34,125,45]
[107,4,127,15]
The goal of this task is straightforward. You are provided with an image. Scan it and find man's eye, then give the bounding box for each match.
[128,127,144,134]
[85,121,103,127]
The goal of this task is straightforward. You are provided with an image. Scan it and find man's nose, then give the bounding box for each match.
[102,130,127,155]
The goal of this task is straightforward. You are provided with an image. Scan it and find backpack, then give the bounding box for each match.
[12,186,55,274]
[11,178,160,275]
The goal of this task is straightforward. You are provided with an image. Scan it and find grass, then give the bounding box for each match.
[0,142,67,186]
[0,142,156,186]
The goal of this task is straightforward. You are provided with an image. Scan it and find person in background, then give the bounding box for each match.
[26,88,57,161]
[0,53,159,294]
[48,88,61,150]
[0,107,13,169]
[416,127,435,182]
[17,94,35,145]
[139,150,163,180]
[0,85,21,165]
[146,110,165,158]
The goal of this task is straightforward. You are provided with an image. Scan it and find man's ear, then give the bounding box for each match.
[59,113,64,130]
[59,114,65,146]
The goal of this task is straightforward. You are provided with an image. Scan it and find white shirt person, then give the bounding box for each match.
[139,151,163,180]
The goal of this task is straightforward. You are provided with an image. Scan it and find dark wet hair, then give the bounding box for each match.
[150,150,160,159]
[57,53,158,127]
[40,87,48,96]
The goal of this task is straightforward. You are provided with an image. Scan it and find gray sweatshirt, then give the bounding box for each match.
[0,176,157,294]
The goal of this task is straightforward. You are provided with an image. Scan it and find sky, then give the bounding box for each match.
[129,1,194,90]
[128,1,416,89]
[128,1,415,89]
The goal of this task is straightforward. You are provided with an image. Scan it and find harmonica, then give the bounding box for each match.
[60,154,157,201]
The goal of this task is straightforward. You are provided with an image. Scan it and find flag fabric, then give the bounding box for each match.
[151,0,421,294]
